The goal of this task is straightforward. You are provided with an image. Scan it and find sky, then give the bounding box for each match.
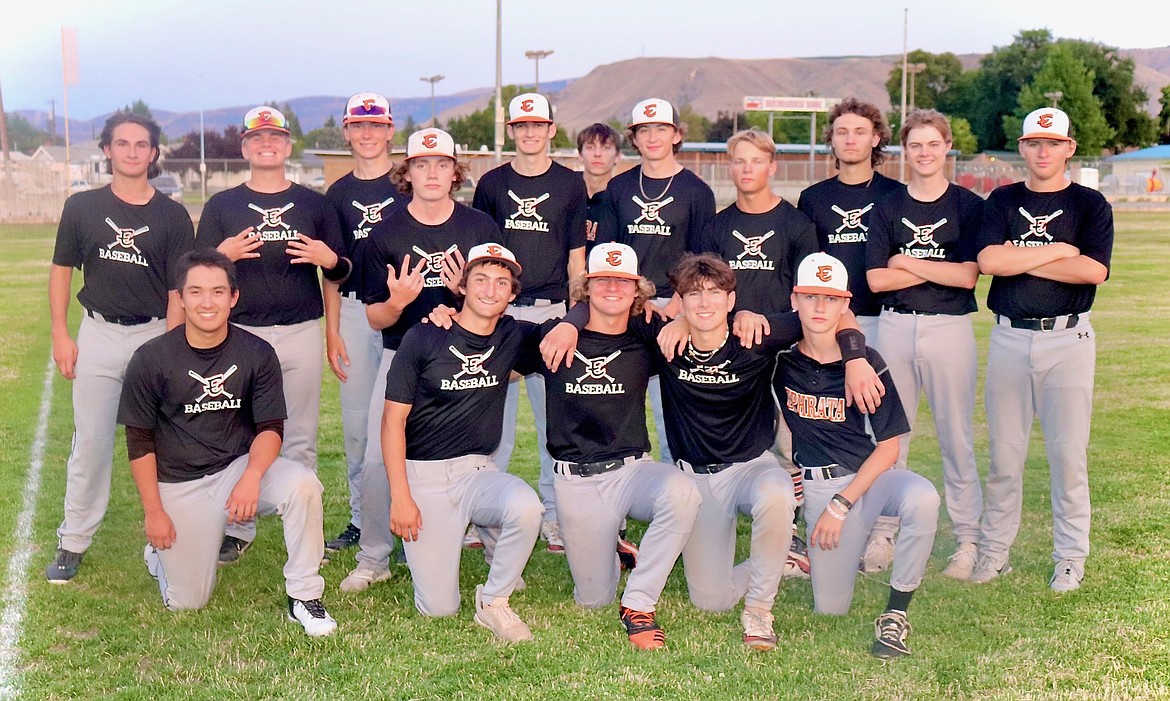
[1,0,1166,118]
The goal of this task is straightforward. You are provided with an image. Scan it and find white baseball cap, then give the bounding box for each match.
[508,93,553,124]
[242,106,290,136]
[344,92,393,125]
[793,252,851,298]
[1019,107,1073,142]
[466,242,522,277]
[628,98,678,129]
[585,242,640,280]
[406,128,458,160]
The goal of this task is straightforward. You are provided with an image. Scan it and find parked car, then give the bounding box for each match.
[453,176,476,204]
[68,179,92,193]
[149,173,184,202]
[308,175,326,190]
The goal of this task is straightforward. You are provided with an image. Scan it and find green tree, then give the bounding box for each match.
[1061,39,1156,150]
[887,50,966,112]
[300,114,345,151]
[264,100,303,140]
[3,113,49,154]
[1159,86,1170,144]
[445,85,572,153]
[949,116,979,154]
[676,104,710,144]
[1007,43,1113,155]
[393,115,417,146]
[961,29,1054,151]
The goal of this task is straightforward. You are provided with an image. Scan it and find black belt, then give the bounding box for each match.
[882,306,938,316]
[512,297,562,307]
[803,465,853,480]
[342,290,361,300]
[86,309,156,326]
[555,455,638,477]
[679,460,734,475]
[995,313,1080,331]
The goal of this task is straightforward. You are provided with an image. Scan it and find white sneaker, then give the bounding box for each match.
[463,524,484,549]
[969,555,1012,584]
[474,585,533,642]
[942,543,979,580]
[740,608,777,651]
[540,519,565,554]
[861,534,896,573]
[339,564,392,593]
[1050,559,1084,593]
[287,597,337,637]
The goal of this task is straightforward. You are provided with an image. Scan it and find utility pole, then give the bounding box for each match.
[494,0,504,163]
[0,76,13,189]
[1044,90,1064,107]
[420,74,445,127]
[907,62,927,111]
[899,8,908,182]
[525,50,553,92]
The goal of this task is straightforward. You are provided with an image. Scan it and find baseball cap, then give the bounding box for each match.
[406,128,458,160]
[585,242,640,280]
[242,106,290,136]
[1019,107,1073,142]
[628,98,678,130]
[344,92,393,125]
[466,242,522,277]
[793,252,851,297]
[507,93,553,125]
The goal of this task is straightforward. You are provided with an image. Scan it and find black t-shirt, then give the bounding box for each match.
[472,161,587,301]
[595,166,715,296]
[775,346,909,474]
[195,183,346,326]
[385,317,541,461]
[325,171,408,298]
[362,204,496,350]
[797,173,904,316]
[118,325,286,483]
[866,183,983,315]
[977,182,1114,318]
[698,200,818,314]
[584,177,607,255]
[52,186,194,318]
[633,313,804,465]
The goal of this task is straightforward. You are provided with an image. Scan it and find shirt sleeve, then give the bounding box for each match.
[593,187,619,245]
[384,328,426,404]
[864,350,910,442]
[51,195,84,268]
[250,341,288,425]
[194,194,228,249]
[864,200,895,272]
[758,312,803,353]
[471,173,494,219]
[688,181,717,253]
[566,176,588,251]
[117,349,160,430]
[163,205,197,290]
[1077,190,1114,272]
[788,218,819,293]
[976,189,1011,253]
[957,191,984,263]
[363,237,392,305]
[512,320,546,376]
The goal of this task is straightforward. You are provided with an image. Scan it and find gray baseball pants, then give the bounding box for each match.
[875,310,982,545]
[353,348,397,570]
[856,314,899,544]
[403,454,542,614]
[337,294,383,529]
[980,315,1096,567]
[553,456,701,613]
[804,468,939,615]
[57,314,166,553]
[679,452,796,611]
[144,454,326,610]
[648,296,675,464]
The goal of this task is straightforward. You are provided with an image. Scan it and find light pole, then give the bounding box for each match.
[907,62,927,111]
[1044,90,1064,107]
[525,49,553,92]
[494,0,503,162]
[420,74,445,128]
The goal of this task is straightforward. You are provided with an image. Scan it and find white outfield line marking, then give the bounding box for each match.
[0,357,56,699]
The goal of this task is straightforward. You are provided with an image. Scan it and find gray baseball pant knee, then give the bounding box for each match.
[337,295,383,529]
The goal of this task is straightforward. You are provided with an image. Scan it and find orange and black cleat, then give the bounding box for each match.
[620,606,665,650]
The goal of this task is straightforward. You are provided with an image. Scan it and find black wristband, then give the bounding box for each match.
[836,328,866,363]
[832,493,853,510]
[323,255,353,284]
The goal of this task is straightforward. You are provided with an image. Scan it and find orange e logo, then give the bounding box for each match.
[816,265,833,283]
[1037,113,1054,129]
[521,99,534,112]
[421,134,438,149]
[487,245,502,256]
[606,250,622,267]
[643,104,657,118]
[259,110,272,123]
[362,98,375,111]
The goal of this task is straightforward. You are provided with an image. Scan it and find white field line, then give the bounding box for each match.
[0,357,56,699]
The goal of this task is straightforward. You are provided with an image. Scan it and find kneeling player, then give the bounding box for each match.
[120,250,336,636]
[775,253,939,659]
[385,244,544,643]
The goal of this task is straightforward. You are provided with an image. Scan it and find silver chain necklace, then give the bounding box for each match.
[685,330,729,363]
[639,166,675,201]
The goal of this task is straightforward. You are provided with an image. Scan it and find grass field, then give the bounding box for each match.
[3,215,1170,700]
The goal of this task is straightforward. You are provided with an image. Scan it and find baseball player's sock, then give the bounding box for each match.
[871,610,912,660]
[617,535,639,571]
[886,587,914,613]
[45,548,84,584]
[1049,559,1084,593]
[474,585,533,643]
[463,524,484,549]
[620,606,666,650]
[942,543,979,580]
[325,523,361,552]
[339,564,392,593]
[217,536,251,566]
[287,596,338,637]
[740,607,777,651]
[540,519,565,554]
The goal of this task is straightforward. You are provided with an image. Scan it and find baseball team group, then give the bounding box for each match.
[44,86,1112,660]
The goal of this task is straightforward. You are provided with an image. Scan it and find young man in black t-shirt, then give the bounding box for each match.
[120,250,336,636]
[196,106,351,564]
[472,92,587,553]
[972,108,1113,593]
[322,92,405,554]
[46,113,194,583]
[866,110,985,580]
[775,252,939,660]
[577,123,623,254]
[385,243,544,643]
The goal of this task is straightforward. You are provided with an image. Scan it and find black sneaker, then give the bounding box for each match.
[45,548,84,584]
[325,523,361,552]
[871,610,912,660]
[218,535,251,566]
[287,596,337,637]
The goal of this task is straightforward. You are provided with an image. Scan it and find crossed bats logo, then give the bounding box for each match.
[1019,207,1063,242]
[189,365,237,403]
[248,202,295,230]
[508,190,551,220]
[421,134,439,149]
[632,195,674,225]
[351,197,396,227]
[816,265,834,283]
[732,230,775,259]
[104,217,150,254]
[412,244,459,274]
[691,359,732,376]
[831,203,874,233]
[901,217,948,249]
[573,350,621,383]
[449,345,495,380]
